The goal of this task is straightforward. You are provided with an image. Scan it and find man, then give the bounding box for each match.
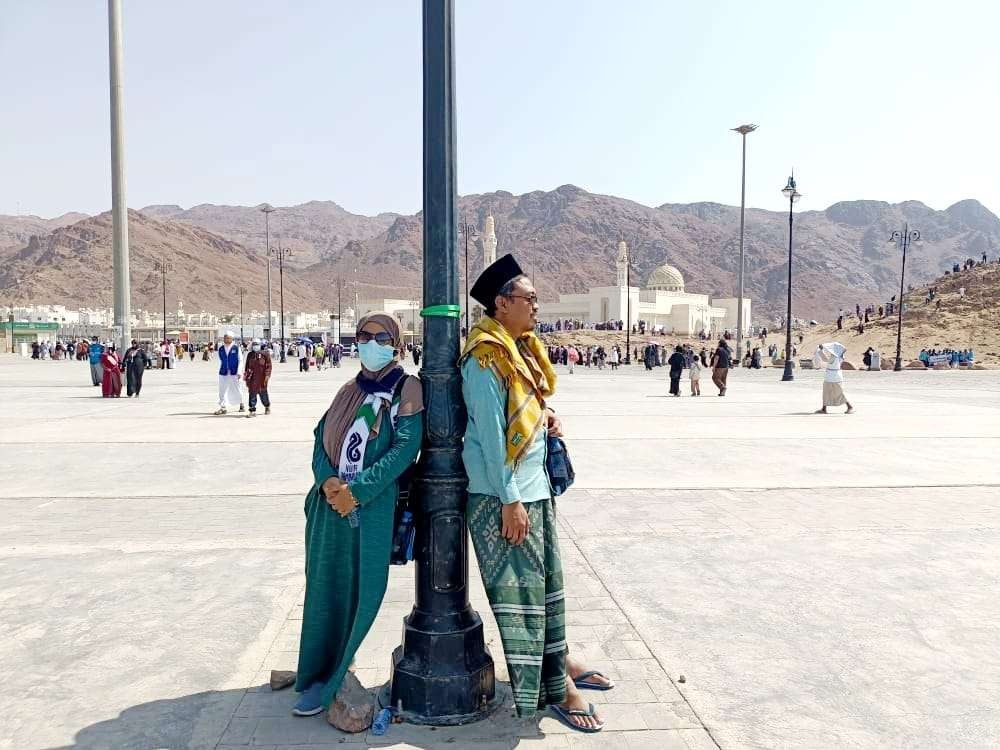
[123,340,150,397]
[87,337,104,386]
[244,338,272,417]
[710,339,731,396]
[214,331,244,415]
[296,339,309,372]
[460,255,607,733]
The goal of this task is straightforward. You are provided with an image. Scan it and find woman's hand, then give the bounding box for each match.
[546,408,563,437]
[501,501,530,545]
[330,484,359,517]
[321,477,344,500]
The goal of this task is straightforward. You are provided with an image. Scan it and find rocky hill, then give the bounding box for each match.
[139,200,398,267]
[300,186,1000,319]
[0,212,89,252]
[5,187,999,320]
[0,210,321,313]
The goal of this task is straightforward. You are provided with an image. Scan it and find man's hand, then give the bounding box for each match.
[546,408,563,437]
[501,501,530,546]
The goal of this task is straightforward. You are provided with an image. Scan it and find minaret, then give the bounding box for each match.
[482,210,497,268]
[616,238,629,287]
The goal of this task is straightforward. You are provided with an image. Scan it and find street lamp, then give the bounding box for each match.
[260,205,276,340]
[780,173,801,382]
[732,124,757,364]
[7,313,14,354]
[238,286,247,342]
[153,259,173,343]
[272,244,292,363]
[889,224,920,371]
[460,218,479,335]
[387,0,496,723]
[623,235,632,364]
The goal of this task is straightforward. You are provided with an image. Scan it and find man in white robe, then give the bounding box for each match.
[814,342,854,414]
[215,331,245,415]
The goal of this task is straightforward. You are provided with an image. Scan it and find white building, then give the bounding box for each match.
[535,240,751,336]
[355,298,422,343]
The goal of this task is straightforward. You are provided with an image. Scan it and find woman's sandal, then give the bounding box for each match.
[550,702,604,733]
[573,670,616,691]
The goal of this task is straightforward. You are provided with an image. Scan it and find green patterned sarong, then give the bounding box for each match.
[467,494,567,717]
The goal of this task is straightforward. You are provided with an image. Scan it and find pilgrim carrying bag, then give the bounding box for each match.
[546,435,575,496]
[389,375,417,565]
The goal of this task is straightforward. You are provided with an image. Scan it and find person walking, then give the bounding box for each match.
[297,340,309,372]
[100,345,123,398]
[667,345,685,397]
[460,255,605,733]
[814,342,854,414]
[567,345,579,374]
[87,337,104,386]
[710,339,731,396]
[214,331,244,415]
[244,339,272,417]
[123,340,150,397]
[689,351,702,396]
[292,313,423,721]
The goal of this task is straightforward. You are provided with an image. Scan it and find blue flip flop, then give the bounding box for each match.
[550,702,604,733]
[573,670,615,691]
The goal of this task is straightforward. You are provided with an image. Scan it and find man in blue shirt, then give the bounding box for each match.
[460,255,605,733]
[87,337,104,386]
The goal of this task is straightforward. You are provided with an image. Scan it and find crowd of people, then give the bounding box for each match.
[918,348,976,368]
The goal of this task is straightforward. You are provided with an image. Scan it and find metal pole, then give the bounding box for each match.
[278,249,286,363]
[262,205,275,340]
[239,287,245,342]
[782,195,795,382]
[891,223,919,371]
[388,0,496,724]
[337,279,342,346]
[161,265,167,343]
[736,132,747,364]
[108,0,131,352]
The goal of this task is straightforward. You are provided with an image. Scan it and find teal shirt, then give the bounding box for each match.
[461,357,550,504]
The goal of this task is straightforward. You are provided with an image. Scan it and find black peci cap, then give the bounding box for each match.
[470,254,525,308]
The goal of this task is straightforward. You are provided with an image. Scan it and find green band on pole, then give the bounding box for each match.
[420,304,461,318]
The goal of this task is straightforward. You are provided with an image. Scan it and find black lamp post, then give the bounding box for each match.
[153,259,173,343]
[8,313,14,353]
[624,239,632,364]
[780,173,801,382]
[889,224,920,371]
[386,0,496,724]
[732,124,757,364]
[273,245,292,362]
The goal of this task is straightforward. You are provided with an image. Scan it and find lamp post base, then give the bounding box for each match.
[385,609,498,725]
[894,358,903,372]
[781,362,794,381]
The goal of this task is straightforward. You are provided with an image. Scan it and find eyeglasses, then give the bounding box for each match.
[505,293,538,305]
[357,331,393,345]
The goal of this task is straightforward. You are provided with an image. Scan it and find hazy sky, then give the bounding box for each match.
[2,0,997,219]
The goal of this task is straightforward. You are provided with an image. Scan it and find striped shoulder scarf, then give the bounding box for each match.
[461,316,557,467]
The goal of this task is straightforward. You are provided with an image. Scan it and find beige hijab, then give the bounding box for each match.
[321,312,423,465]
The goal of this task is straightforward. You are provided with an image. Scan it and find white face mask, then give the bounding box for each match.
[252,345,260,352]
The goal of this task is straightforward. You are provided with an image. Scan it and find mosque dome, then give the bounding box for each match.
[646,263,685,292]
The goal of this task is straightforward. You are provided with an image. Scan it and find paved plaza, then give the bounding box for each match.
[1,353,998,749]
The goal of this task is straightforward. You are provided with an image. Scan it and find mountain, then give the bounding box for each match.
[0,210,321,313]
[6,188,999,320]
[0,212,89,251]
[302,186,1000,319]
[138,200,398,267]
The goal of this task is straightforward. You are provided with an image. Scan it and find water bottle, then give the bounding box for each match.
[371,707,392,736]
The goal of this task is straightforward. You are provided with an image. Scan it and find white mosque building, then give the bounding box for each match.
[535,239,750,337]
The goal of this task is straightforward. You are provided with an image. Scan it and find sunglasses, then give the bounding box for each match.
[357,331,393,345]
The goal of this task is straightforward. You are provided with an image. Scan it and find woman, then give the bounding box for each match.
[293,313,424,721]
[100,345,123,397]
[814,342,854,414]
[608,346,619,371]
[667,345,685,397]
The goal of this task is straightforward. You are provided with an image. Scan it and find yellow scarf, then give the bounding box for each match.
[461,316,557,467]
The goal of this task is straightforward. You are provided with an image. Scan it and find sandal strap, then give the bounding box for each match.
[575,670,606,682]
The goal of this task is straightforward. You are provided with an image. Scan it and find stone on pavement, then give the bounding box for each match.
[326,671,374,733]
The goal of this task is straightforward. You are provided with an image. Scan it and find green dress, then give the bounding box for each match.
[295,409,423,708]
